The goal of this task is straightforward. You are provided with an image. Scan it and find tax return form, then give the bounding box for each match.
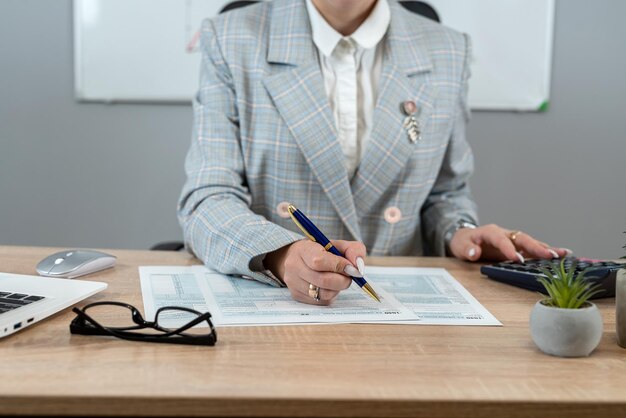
[139,266,501,327]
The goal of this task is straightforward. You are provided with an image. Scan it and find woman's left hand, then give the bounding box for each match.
[448,224,570,263]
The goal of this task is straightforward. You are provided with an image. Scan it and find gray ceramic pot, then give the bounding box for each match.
[616,269,626,348]
[529,300,603,357]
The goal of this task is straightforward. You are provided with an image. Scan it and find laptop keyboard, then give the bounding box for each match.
[0,291,46,315]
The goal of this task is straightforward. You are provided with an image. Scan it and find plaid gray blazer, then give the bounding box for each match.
[178,0,478,286]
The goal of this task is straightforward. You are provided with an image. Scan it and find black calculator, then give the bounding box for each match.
[480,257,624,299]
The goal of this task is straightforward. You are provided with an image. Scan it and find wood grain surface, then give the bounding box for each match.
[0,245,625,418]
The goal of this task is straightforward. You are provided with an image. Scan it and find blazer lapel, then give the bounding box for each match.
[351,2,438,217]
[263,0,361,240]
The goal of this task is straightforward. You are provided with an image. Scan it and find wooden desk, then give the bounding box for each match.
[0,246,625,418]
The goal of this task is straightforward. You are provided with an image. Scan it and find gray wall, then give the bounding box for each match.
[1,0,625,259]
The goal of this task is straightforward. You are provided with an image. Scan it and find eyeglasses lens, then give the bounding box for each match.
[155,307,211,335]
[82,304,139,330]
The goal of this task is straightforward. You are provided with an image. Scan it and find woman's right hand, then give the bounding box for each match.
[264,239,366,305]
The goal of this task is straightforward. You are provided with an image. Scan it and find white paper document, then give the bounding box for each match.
[139,266,501,327]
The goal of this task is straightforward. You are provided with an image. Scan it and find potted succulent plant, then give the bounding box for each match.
[617,235,626,348]
[617,269,626,348]
[529,259,603,357]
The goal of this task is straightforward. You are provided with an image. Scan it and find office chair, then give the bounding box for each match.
[151,0,439,251]
[220,1,260,13]
[399,1,439,22]
[215,1,440,21]
[220,1,440,21]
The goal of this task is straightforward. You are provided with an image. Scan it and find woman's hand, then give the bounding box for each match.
[449,224,570,263]
[264,239,366,305]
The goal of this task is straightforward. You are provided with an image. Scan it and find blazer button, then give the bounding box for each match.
[384,206,402,224]
[276,202,291,218]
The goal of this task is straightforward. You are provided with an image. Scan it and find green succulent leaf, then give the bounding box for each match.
[534,258,601,309]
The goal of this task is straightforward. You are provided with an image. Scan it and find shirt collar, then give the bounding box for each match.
[305,0,390,57]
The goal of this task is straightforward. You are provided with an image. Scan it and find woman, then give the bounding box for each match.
[178,0,567,305]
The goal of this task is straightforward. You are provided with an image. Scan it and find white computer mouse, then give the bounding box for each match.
[36,249,117,279]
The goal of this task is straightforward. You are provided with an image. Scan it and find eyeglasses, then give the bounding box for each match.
[70,301,217,346]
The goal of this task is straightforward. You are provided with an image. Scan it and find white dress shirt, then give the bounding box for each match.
[305,0,390,179]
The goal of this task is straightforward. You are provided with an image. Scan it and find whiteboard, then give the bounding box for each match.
[73,0,554,110]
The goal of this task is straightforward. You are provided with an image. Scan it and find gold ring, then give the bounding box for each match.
[308,283,320,301]
[509,230,522,241]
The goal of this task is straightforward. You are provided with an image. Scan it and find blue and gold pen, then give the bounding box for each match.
[287,204,381,302]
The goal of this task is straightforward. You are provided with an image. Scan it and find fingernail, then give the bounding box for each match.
[548,249,559,259]
[468,247,476,258]
[356,257,365,276]
[516,252,525,264]
[344,265,362,277]
[560,248,573,256]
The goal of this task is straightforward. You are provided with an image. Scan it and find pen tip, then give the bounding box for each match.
[363,283,381,303]
[287,204,297,214]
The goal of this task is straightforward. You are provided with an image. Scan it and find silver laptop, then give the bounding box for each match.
[0,272,107,338]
